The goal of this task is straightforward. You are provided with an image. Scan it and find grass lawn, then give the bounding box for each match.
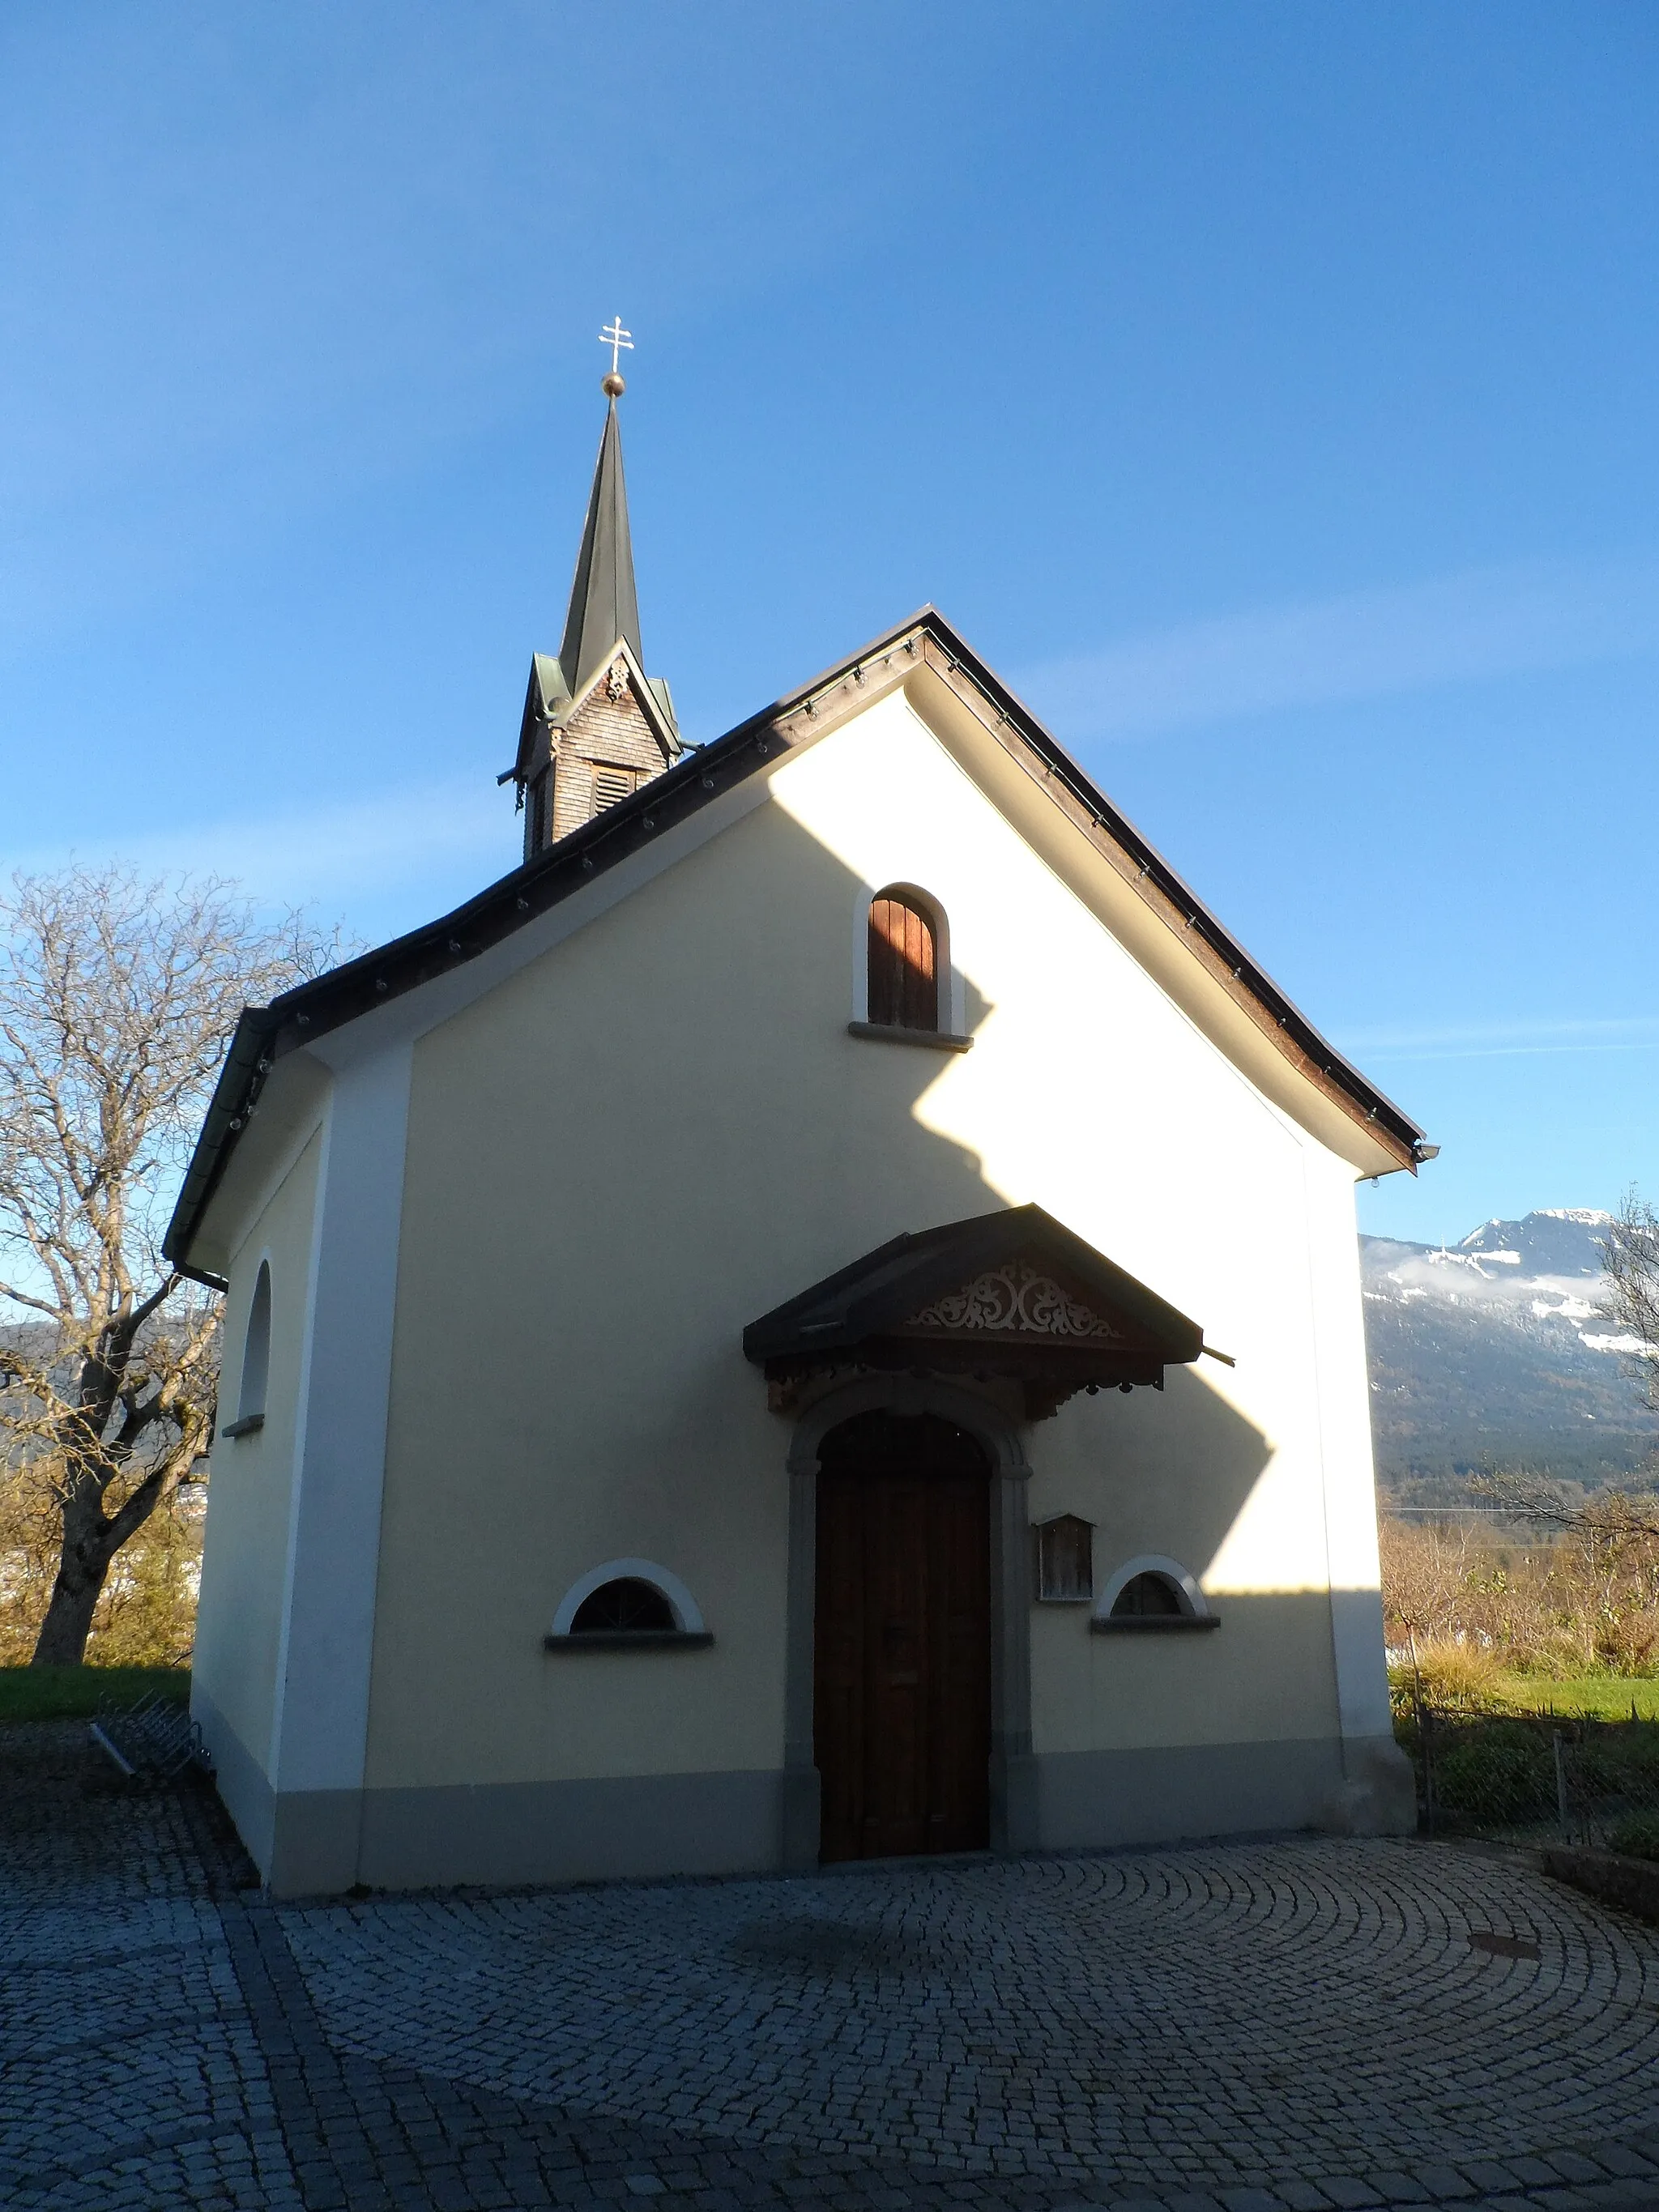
[1495,1673,1659,1720]
[0,1665,190,1724]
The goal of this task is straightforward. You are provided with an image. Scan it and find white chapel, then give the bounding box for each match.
[167,365,1428,1897]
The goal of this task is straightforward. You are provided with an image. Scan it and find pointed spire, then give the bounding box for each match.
[505,360,678,861]
[558,394,641,702]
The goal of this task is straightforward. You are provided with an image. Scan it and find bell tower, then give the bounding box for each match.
[505,322,680,859]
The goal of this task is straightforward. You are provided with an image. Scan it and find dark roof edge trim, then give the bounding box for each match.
[162,1008,280,1272]
[886,620,1426,1164]
[164,605,1424,1272]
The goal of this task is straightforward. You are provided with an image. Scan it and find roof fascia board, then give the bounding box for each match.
[164,656,908,1271]
[305,791,771,1069]
[704,604,1419,1167]
[166,605,1419,1267]
[168,772,778,1266]
[294,662,909,1076]
[896,641,1420,1176]
[182,1057,332,1283]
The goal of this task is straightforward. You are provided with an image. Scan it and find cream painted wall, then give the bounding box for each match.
[192,1127,323,1779]
[365,684,1383,1792]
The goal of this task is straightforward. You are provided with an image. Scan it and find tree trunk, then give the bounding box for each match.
[29,1503,120,1666]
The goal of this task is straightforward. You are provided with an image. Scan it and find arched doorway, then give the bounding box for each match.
[813,1409,992,1861]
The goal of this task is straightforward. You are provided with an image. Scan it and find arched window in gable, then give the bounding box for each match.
[224,1261,271,1440]
[868,888,940,1033]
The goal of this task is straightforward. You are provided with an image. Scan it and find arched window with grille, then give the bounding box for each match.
[867,887,940,1033]
[544,1558,713,1649]
[1110,1571,1184,1619]
[1093,1554,1220,1634]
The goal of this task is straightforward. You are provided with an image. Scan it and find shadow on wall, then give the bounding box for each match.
[688,799,1294,1618]
[1094,1362,1275,1585]
[370,786,1366,1814]
[483,791,1290,1593]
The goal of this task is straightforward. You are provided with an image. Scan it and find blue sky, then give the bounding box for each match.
[3,3,1657,1247]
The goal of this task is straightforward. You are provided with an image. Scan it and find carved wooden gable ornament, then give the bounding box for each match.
[904,1261,1123,1344]
[744,1203,1203,1419]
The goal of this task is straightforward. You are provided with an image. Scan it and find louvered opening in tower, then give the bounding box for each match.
[592,766,637,812]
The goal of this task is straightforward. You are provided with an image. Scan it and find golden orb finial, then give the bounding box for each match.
[599,317,633,398]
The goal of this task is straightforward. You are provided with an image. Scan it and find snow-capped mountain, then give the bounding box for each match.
[1361,1210,1659,1502]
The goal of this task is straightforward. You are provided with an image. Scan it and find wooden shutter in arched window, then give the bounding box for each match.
[868,891,939,1031]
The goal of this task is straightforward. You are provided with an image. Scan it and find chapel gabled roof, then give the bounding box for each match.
[163,606,1429,1286]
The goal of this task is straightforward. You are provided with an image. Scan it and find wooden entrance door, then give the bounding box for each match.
[813,1411,992,1862]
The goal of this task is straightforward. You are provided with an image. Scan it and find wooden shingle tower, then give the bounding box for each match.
[506,352,680,857]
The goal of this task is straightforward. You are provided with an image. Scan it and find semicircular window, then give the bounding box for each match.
[1110,1571,1185,1620]
[569,1577,676,1634]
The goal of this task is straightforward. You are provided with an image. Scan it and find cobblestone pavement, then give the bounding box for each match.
[5,1721,1659,2212]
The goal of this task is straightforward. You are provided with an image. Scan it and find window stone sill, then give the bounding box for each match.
[220,1414,265,1441]
[1091,1615,1221,1634]
[847,1021,974,1054]
[543,1630,714,1652]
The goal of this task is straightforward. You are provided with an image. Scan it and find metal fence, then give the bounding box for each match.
[1392,1688,1659,1852]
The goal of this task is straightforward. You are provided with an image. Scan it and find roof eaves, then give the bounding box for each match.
[894,616,1427,1165]
[161,696,800,1272]
[165,605,1425,1275]
[161,1005,281,1281]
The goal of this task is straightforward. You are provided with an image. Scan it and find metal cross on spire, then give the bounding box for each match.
[599,317,633,374]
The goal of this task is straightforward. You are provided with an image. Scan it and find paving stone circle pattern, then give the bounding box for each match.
[5,1719,1659,2212]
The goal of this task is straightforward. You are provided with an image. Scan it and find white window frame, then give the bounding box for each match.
[1094,1554,1209,1623]
[549,1558,706,1638]
[851,880,960,1033]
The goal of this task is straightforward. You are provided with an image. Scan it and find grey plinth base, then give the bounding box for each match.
[1319,1733,1418,1837]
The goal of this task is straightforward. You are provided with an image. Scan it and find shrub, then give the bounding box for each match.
[1397,1639,1509,1711]
[1608,1811,1659,1863]
[1575,1736,1659,1798]
[1432,1725,1555,1823]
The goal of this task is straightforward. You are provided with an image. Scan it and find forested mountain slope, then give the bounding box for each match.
[1362,1210,1659,1502]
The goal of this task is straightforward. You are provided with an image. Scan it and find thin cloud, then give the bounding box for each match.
[1021,556,1659,742]
[1337,1015,1659,1063]
[0,780,514,917]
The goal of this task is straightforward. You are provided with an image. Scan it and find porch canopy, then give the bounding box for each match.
[743,1204,1204,1420]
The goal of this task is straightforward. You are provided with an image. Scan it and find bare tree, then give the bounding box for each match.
[0,867,342,1666]
[1463,1191,1659,1545]
[1603,1186,1659,1414]
[1470,1472,1658,1538]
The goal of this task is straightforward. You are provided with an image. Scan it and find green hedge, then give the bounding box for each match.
[1609,1811,1659,1863]
[0,1666,190,1724]
[1431,1724,1557,1824]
